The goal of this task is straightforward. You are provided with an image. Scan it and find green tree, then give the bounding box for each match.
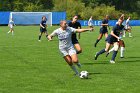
[53,0,85,20]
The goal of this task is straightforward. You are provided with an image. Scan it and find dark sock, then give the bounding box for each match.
[94,39,100,47]
[95,49,106,60]
[46,35,48,39]
[111,51,118,61]
[39,35,41,40]
[76,51,81,54]
[97,49,106,55]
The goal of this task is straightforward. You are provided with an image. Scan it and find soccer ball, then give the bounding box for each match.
[79,71,89,79]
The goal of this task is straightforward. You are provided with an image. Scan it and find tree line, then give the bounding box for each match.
[0,0,139,20]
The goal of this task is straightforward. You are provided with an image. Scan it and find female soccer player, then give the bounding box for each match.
[68,15,82,54]
[38,16,48,41]
[88,16,94,29]
[94,15,109,47]
[106,26,125,58]
[95,19,124,63]
[106,14,125,58]
[123,16,132,37]
[48,20,93,75]
[7,18,16,35]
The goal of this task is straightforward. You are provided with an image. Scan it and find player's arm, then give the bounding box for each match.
[119,14,124,20]
[101,24,108,26]
[47,30,57,41]
[47,35,53,41]
[40,22,45,28]
[76,28,93,33]
[110,31,120,40]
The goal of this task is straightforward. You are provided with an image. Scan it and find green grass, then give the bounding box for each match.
[0,25,140,93]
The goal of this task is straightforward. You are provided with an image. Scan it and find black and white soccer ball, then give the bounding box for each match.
[79,71,89,79]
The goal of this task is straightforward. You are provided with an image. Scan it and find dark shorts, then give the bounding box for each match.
[106,35,118,44]
[40,28,47,32]
[100,28,108,34]
[72,38,79,44]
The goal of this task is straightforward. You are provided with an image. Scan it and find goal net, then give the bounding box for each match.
[9,12,52,26]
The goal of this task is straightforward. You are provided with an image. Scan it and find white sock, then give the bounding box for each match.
[7,31,11,33]
[129,33,132,37]
[76,62,81,68]
[123,31,126,37]
[120,47,125,57]
[109,47,115,53]
[70,65,79,75]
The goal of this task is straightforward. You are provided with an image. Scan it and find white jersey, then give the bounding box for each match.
[50,27,76,49]
[125,19,130,29]
[88,18,93,26]
[9,20,15,28]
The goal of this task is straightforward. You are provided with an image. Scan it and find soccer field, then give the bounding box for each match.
[0,26,140,93]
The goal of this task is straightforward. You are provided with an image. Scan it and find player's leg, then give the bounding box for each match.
[74,43,82,54]
[71,54,81,66]
[89,26,93,32]
[72,38,82,54]
[128,26,132,37]
[94,33,103,47]
[110,42,119,63]
[38,32,43,41]
[69,47,81,68]
[123,30,126,37]
[11,28,14,35]
[95,42,111,60]
[62,48,79,75]
[106,45,114,57]
[44,28,48,39]
[39,27,44,41]
[7,28,11,33]
[104,32,108,38]
[64,55,79,75]
[8,25,12,34]
[119,40,125,58]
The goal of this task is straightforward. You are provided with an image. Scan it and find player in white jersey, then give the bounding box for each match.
[88,16,94,30]
[48,20,93,76]
[7,18,16,35]
[123,16,132,37]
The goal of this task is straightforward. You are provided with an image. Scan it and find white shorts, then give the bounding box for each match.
[88,23,93,26]
[59,46,76,57]
[125,25,130,29]
[9,25,13,29]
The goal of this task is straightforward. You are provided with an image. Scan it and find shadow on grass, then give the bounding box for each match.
[119,59,140,63]
[126,56,140,59]
[82,61,109,65]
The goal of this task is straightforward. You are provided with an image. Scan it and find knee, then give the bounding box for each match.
[72,59,78,63]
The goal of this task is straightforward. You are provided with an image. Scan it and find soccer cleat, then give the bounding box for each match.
[110,60,115,64]
[120,56,124,58]
[106,52,109,57]
[38,40,41,42]
[95,53,98,60]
